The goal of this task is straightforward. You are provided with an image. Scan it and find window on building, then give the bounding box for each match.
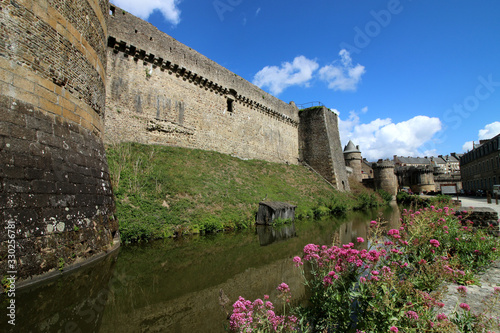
[227,98,234,113]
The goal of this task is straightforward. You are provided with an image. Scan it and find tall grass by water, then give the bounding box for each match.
[106,142,388,243]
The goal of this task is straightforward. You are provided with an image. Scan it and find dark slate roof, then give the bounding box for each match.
[343,140,360,153]
[259,201,297,210]
[396,156,432,165]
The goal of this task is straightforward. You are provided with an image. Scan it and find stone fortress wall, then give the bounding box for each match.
[0,0,118,281]
[0,1,349,282]
[105,5,300,164]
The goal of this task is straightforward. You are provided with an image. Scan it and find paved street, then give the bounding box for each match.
[457,196,500,215]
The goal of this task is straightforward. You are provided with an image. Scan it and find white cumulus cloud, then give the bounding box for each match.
[462,141,474,152]
[462,121,500,152]
[479,121,500,140]
[338,109,442,161]
[112,0,181,25]
[319,49,366,91]
[253,56,319,95]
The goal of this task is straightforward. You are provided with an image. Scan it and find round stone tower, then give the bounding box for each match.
[373,159,398,197]
[415,166,436,194]
[343,140,362,183]
[0,0,118,282]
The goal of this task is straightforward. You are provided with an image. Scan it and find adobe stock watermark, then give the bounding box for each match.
[340,0,411,55]
[5,219,17,326]
[417,74,500,155]
[213,0,243,22]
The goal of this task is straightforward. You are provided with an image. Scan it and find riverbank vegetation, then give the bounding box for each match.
[106,142,390,243]
[228,204,500,332]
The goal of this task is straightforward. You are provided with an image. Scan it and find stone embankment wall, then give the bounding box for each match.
[105,5,299,164]
[455,207,499,229]
[0,0,118,281]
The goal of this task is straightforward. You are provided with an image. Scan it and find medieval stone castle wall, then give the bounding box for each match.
[1,1,349,282]
[0,0,118,281]
[105,6,299,164]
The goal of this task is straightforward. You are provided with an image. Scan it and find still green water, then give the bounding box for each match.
[3,205,400,333]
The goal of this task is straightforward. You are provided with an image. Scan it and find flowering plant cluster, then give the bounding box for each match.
[228,205,500,332]
[229,283,298,332]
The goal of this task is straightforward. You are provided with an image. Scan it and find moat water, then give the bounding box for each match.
[2,205,400,333]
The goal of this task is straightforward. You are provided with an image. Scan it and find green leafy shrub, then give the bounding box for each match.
[230,204,500,332]
[377,189,393,203]
[313,206,331,219]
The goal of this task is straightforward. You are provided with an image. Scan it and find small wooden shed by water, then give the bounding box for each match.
[256,201,297,225]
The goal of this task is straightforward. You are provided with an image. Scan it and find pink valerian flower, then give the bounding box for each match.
[371,270,379,276]
[277,283,290,293]
[382,266,391,274]
[437,313,448,321]
[357,237,365,243]
[359,276,366,283]
[419,259,427,265]
[389,326,399,332]
[323,276,333,286]
[430,239,440,247]
[459,303,471,311]
[293,256,303,267]
[456,286,468,295]
[370,220,377,226]
[405,310,419,320]
[387,229,399,236]
[494,287,500,294]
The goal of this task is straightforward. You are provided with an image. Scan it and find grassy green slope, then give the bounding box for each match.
[106,142,382,243]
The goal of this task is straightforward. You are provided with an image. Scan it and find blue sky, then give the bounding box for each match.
[111,0,500,161]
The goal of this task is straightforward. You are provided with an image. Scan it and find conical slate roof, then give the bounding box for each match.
[344,140,360,153]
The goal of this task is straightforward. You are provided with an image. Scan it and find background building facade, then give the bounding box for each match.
[460,134,500,194]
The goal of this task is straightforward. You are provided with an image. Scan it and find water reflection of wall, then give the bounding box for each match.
[0,252,118,333]
[256,224,297,246]
[2,208,401,333]
[335,203,400,248]
[99,257,305,333]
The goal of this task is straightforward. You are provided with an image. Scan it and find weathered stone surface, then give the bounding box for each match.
[440,259,500,332]
[455,207,499,231]
[0,0,118,282]
[298,106,350,191]
[256,201,297,225]
[104,6,300,165]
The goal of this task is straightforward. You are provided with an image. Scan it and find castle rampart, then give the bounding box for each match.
[0,1,350,283]
[105,6,300,164]
[0,0,118,281]
[298,107,350,191]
